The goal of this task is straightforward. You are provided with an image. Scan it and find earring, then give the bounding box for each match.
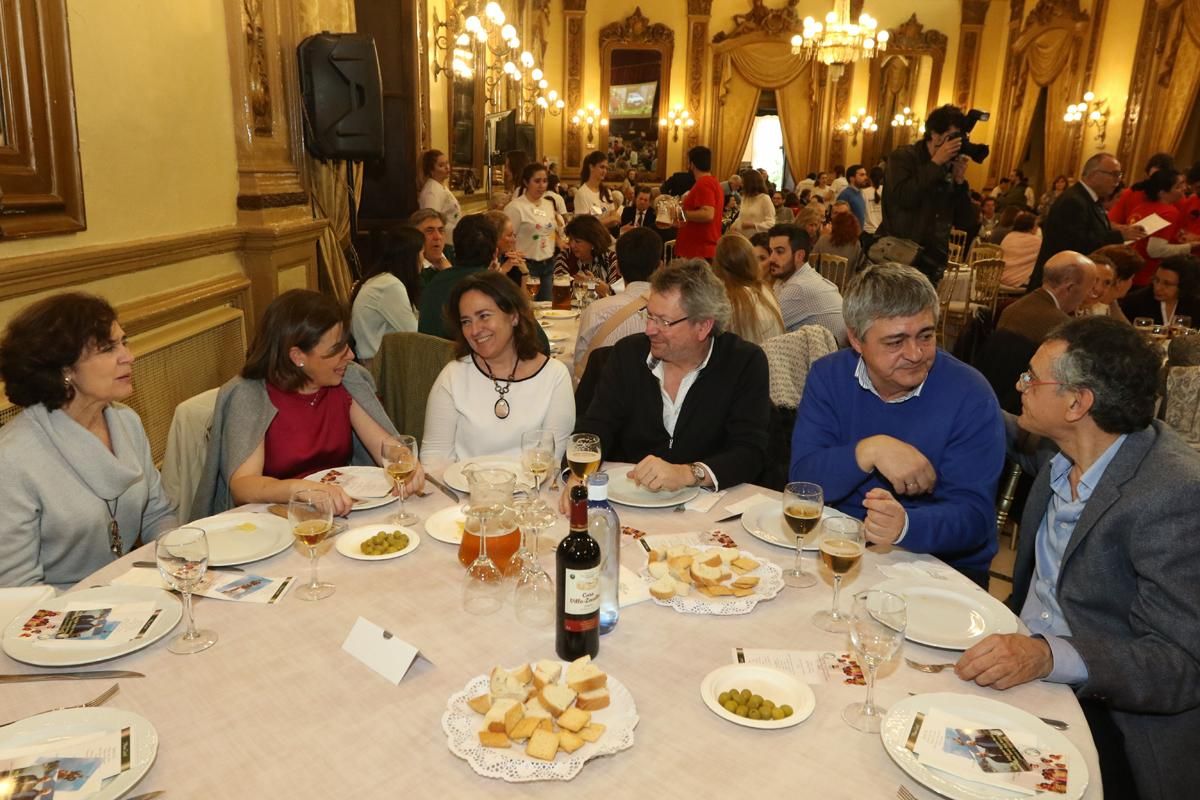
[299,362,306,368]
[63,375,71,386]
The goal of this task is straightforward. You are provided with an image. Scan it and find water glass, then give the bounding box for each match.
[843,590,907,733]
[156,527,217,655]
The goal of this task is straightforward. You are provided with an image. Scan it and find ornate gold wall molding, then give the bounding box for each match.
[563,0,587,170]
[224,0,309,222]
[120,275,253,339]
[953,0,989,109]
[685,0,713,151]
[1116,1,1162,169]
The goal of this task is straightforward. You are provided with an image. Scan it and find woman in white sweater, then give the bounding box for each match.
[350,227,423,362]
[732,168,776,235]
[417,149,462,249]
[0,293,177,588]
[422,272,574,469]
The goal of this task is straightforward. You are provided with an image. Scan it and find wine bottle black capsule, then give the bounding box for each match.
[556,485,601,660]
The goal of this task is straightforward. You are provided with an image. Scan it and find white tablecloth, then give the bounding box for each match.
[0,481,1100,798]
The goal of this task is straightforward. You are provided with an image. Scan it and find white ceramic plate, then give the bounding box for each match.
[741,501,848,550]
[335,525,420,561]
[540,309,579,319]
[186,511,294,566]
[442,456,537,494]
[881,693,1088,800]
[699,664,815,729]
[0,708,159,800]
[2,586,181,668]
[547,331,569,343]
[303,466,399,511]
[873,578,1019,650]
[645,547,784,616]
[442,662,639,782]
[424,505,467,545]
[606,472,700,508]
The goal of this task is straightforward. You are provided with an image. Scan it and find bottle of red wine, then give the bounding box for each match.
[556,485,601,660]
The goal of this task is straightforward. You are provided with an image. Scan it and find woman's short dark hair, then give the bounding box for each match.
[1047,316,1160,434]
[445,271,542,361]
[242,289,350,392]
[564,214,612,254]
[352,226,425,309]
[1160,254,1200,302]
[1132,167,1181,202]
[419,149,443,181]
[1089,244,1144,282]
[1012,211,1038,233]
[0,293,118,409]
[453,213,500,266]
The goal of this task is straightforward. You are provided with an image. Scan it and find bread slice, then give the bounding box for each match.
[566,657,607,693]
[508,716,540,743]
[489,666,528,703]
[717,548,740,564]
[647,547,666,563]
[484,698,522,733]
[731,586,757,598]
[575,687,610,711]
[649,574,676,601]
[673,578,692,597]
[538,683,577,717]
[701,552,722,568]
[523,698,552,722]
[531,659,563,690]
[557,706,591,733]
[525,728,560,761]
[689,562,721,587]
[509,663,533,685]
[731,576,760,589]
[466,692,492,715]
[732,556,760,573]
[478,730,511,748]
[577,723,606,743]
[558,730,585,753]
[647,561,670,580]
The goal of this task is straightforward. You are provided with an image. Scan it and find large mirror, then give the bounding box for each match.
[861,15,947,168]
[449,70,483,191]
[599,9,673,183]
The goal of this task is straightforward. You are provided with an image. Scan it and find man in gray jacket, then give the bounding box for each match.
[955,316,1200,800]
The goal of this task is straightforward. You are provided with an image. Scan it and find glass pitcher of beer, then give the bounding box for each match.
[457,466,522,574]
[551,275,573,310]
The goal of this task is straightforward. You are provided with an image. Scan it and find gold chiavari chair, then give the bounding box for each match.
[970,258,1006,320]
[936,262,973,350]
[948,228,968,263]
[968,241,1003,265]
[813,252,853,293]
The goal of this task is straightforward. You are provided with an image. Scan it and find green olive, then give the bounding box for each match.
[735,704,748,717]
[781,705,794,717]
[771,708,785,720]
[723,699,738,713]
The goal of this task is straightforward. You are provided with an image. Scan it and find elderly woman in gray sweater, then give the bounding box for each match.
[0,293,177,589]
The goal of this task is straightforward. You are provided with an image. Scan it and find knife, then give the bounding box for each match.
[133,561,244,573]
[427,475,461,503]
[0,670,145,684]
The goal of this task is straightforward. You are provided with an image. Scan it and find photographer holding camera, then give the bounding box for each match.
[876,105,985,283]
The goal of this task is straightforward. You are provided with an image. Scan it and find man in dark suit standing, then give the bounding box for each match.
[619,185,657,235]
[1028,153,1144,290]
[955,317,1200,799]
[563,258,769,509]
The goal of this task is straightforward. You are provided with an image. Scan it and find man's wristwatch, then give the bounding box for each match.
[688,463,706,487]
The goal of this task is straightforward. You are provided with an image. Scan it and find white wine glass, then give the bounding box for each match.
[781,481,822,588]
[289,488,336,601]
[522,429,555,499]
[156,526,217,655]
[566,433,602,484]
[381,435,419,526]
[462,510,505,615]
[812,517,865,632]
[843,590,907,733]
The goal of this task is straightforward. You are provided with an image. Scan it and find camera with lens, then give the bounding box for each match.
[949,109,991,164]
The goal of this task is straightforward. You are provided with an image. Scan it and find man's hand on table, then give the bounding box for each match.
[955,634,1054,690]
[628,456,696,493]
[856,435,937,495]
[861,488,906,544]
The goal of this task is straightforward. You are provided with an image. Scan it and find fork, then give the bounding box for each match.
[0,683,119,727]
[905,658,955,673]
[897,785,919,800]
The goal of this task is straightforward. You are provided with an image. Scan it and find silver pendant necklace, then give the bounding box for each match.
[482,355,518,419]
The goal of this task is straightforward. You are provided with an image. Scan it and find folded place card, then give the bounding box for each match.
[722,493,776,516]
[341,616,427,685]
[684,489,724,513]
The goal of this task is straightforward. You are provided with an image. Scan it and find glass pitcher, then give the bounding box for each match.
[457,467,521,573]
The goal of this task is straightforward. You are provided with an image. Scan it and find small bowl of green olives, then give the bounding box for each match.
[335,525,420,561]
[699,664,815,729]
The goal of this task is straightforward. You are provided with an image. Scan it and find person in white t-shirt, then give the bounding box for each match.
[574,151,622,230]
[505,163,561,301]
[417,149,462,253]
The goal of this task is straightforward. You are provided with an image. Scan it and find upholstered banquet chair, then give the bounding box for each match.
[761,325,839,489]
[161,387,219,521]
[370,332,456,445]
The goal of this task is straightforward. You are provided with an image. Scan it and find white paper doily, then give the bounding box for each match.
[645,548,784,616]
[442,665,639,782]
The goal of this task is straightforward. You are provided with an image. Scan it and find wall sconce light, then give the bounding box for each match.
[891,106,915,129]
[837,107,878,146]
[658,104,695,143]
[1064,91,1109,145]
[571,103,608,149]
[535,88,566,117]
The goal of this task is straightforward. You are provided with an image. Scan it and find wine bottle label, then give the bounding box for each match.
[562,565,601,619]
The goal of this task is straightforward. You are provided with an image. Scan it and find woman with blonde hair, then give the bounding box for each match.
[712,234,784,345]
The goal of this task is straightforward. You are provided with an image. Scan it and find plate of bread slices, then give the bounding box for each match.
[442,656,639,782]
[643,545,784,616]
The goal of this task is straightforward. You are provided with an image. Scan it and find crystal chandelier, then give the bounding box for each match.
[790,0,889,79]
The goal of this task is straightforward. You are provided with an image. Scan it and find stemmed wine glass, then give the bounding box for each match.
[812,517,865,632]
[462,510,505,615]
[781,481,822,588]
[512,498,556,627]
[381,435,419,526]
[566,433,601,483]
[289,488,336,601]
[843,590,907,733]
[521,429,555,499]
[156,527,218,654]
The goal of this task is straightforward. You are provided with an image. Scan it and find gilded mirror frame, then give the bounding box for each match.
[861,14,947,168]
[598,8,674,183]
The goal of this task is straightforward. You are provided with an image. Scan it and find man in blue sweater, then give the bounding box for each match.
[790,264,1005,586]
